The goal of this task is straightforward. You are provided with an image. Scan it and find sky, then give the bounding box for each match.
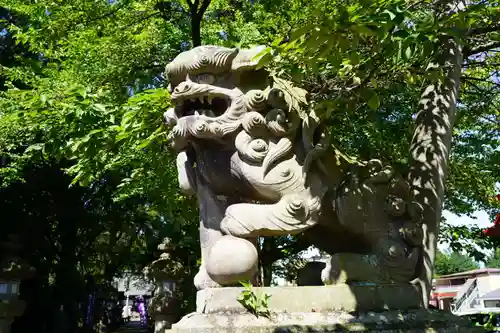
[438,210,492,252]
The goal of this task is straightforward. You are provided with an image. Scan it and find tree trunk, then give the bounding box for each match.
[408,38,463,307]
[189,0,211,47]
[260,237,275,286]
[191,13,201,47]
[262,262,273,286]
[53,209,81,333]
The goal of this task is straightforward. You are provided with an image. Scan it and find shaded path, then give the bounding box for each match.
[111,321,149,333]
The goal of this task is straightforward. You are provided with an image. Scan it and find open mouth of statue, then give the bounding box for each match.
[176,95,230,118]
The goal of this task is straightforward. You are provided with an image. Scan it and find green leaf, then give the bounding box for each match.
[367,92,380,110]
[88,129,104,136]
[92,103,106,113]
[137,139,151,150]
[382,9,396,20]
[392,30,409,39]
[289,24,315,42]
[239,280,252,289]
[256,52,274,70]
[352,24,377,36]
[25,143,44,153]
[404,46,412,59]
[271,76,309,119]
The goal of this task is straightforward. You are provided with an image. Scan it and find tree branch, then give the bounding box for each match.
[121,12,161,29]
[192,0,200,12]
[463,61,500,68]
[467,25,500,37]
[465,41,500,56]
[199,0,211,15]
[462,76,500,87]
[82,1,129,26]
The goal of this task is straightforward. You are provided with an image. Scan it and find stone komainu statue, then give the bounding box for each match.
[163,45,424,289]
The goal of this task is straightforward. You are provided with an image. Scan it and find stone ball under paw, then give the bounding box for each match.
[206,236,258,285]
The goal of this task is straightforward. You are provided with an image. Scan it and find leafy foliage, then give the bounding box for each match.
[237,281,271,318]
[485,250,500,269]
[0,1,499,331]
[250,0,500,252]
[434,250,479,276]
[0,1,200,331]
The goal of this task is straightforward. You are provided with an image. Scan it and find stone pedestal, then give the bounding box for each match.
[170,285,479,333]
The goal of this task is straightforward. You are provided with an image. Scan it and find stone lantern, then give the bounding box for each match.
[0,235,35,333]
[144,238,183,333]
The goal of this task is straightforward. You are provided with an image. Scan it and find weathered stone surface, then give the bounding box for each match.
[206,236,258,285]
[196,285,422,314]
[164,45,424,288]
[159,43,469,333]
[170,309,479,333]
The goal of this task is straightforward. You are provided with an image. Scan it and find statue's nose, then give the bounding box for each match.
[174,81,191,94]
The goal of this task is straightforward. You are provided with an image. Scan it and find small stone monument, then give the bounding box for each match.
[0,235,35,333]
[161,45,478,332]
[144,238,183,332]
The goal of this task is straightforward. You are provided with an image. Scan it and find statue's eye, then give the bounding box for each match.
[196,73,215,85]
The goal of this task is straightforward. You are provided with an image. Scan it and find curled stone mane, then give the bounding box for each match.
[166,47,238,81]
[165,45,276,152]
[165,46,266,88]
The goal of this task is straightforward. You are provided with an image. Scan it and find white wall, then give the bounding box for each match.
[477,275,500,296]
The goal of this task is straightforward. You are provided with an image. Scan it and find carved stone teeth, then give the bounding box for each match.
[189,97,196,102]
[207,96,213,104]
[197,96,204,103]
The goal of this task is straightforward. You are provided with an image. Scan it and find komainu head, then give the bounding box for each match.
[164,45,269,150]
[162,45,317,155]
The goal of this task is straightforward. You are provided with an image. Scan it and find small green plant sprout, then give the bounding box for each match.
[237,280,271,318]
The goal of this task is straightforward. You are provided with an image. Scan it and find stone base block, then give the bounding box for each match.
[171,310,479,333]
[196,284,422,313]
[169,286,478,333]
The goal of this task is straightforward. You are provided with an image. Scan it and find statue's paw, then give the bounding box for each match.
[194,266,220,290]
[221,198,317,238]
[220,214,251,237]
